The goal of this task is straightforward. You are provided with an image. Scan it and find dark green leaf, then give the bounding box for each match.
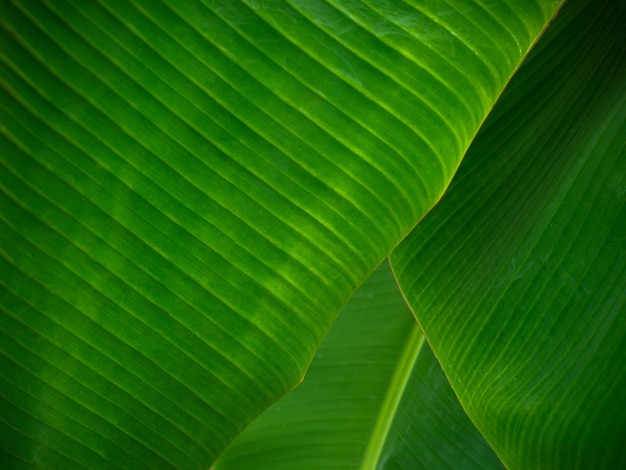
[391,0,626,467]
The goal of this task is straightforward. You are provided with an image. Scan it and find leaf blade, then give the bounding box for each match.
[391,0,626,467]
[0,0,563,465]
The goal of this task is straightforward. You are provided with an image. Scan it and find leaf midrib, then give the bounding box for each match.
[360,324,425,469]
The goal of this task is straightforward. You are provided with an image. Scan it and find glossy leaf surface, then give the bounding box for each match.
[391,0,626,468]
[0,0,561,467]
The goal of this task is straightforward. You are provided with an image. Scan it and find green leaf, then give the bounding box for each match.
[215,263,503,470]
[390,0,626,468]
[1,0,561,466]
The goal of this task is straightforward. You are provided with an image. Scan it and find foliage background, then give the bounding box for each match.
[1,0,624,468]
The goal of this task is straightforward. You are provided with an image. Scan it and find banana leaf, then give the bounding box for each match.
[390,0,626,467]
[0,0,573,467]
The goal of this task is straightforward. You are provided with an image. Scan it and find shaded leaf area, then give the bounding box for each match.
[0,0,561,466]
[374,334,503,470]
[216,263,503,470]
[391,0,626,468]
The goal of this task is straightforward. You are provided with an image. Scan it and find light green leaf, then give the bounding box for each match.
[390,0,626,468]
[1,0,561,467]
[215,263,503,470]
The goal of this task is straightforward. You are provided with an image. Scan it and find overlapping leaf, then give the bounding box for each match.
[215,263,503,469]
[391,0,626,467]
